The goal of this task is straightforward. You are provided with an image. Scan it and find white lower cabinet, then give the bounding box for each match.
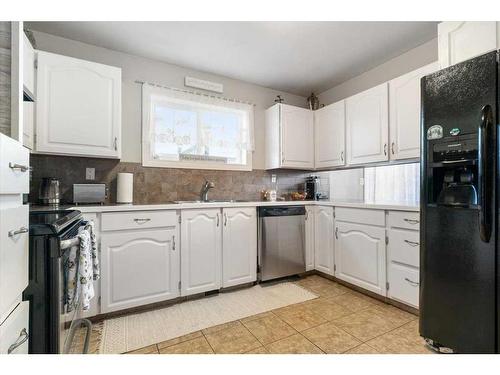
[388,263,419,308]
[181,209,222,296]
[100,212,180,313]
[222,207,257,288]
[0,301,29,354]
[335,222,386,296]
[305,206,315,271]
[314,206,334,275]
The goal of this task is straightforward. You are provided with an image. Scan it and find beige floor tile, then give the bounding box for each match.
[273,304,327,332]
[126,344,159,354]
[265,334,323,354]
[242,314,297,344]
[302,322,361,354]
[366,328,433,354]
[345,343,379,354]
[204,321,261,354]
[332,309,399,342]
[301,298,354,321]
[365,304,416,327]
[240,311,275,324]
[328,292,377,311]
[244,346,269,354]
[157,331,203,350]
[202,320,241,335]
[159,336,214,354]
[305,282,350,298]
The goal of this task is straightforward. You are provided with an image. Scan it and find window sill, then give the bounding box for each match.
[142,158,253,171]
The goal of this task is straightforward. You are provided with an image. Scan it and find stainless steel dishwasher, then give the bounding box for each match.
[258,206,306,281]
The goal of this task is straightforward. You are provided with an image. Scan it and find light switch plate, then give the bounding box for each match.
[86,168,95,180]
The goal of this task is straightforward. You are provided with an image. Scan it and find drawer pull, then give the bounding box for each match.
[8,328,28,354]
[133,218,151,224]
[404,239,419,247]
[403,218,419,225]
[8,226,29,237]
[9,162,29,172]
[404,278,419,287]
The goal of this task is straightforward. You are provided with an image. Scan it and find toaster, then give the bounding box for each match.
[73,184,107,205]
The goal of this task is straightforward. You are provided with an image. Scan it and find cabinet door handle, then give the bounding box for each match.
[133,218,151,223]
[391,142,395,155]
[9,162,29,172]
[384,143,387,156]
[114,137,118,151]
[404,278,419,287]
[224,213,227,226]
[340,151,344,162]
[216,213,220,227]
[404,239,419,247]
[8,226,29,237]
[335,227,338,239]
[172,235,176,251]
[403,218,419,225]
[8,328,28,354]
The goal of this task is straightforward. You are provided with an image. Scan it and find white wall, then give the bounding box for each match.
[318,38,438,105]
[31,31,307,168]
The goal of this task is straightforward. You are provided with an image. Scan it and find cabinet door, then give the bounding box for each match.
[314,101,345,168]
[101,227,179,313]
[335,222,386,296]
[36,51,121,158]
[0,205,29,320]
[438,21,498,68]
[388,263,419,308]
[0,301,29,354]
[346,83,389,165]
[389,62,438,160]
[281,104,314,169]
[305,206,315,271]
[181,209,222,296]
[222,207,257,288]
[314,206,334,275]
[23,102,34,150]
[23,34,35,98]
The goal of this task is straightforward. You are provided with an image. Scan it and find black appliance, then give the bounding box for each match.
[23,209,92,354]
[304,176,320,200]
[420,50,499,353]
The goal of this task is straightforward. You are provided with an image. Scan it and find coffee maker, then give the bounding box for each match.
[304,175,320,200]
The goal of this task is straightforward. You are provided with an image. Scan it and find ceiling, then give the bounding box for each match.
[26,21,438,96]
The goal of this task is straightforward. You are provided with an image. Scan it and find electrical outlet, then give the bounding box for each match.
[86,168,95,180]
[271,174,277,184]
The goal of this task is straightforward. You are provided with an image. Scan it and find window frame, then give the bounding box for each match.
[142,84,253,171]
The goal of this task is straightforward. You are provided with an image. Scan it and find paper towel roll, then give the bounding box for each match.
[117,173,133,204]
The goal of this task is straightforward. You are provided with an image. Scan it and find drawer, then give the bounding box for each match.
[388,228,420,267]
[388,211,420,230]
[101,210,178,231]
[335,207,385,226]
[0,205,29,317]
[0,134,29,194]
[0,301,29,354]
[388,263,419,308]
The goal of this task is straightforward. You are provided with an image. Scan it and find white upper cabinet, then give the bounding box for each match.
[22,34,35,100]
[438,22,499,68]
[181,209,222,296]
[314,206,335,276]
[35,51,121,158]
[389,62,439,160]
[314,101,345,168]
[265,103,314,170]
[346,83,389,165]
[222,207,257,288]
[335,221,386,296]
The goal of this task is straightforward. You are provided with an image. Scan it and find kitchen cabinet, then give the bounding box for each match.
[0,301,29,354]
[314,100,345,168]
[222,207,257,288]
[305,206,315,271]
[181,209,222,296]
[23,33,35,100]
[100,211,179,313]
[438,21,499,68]
[35,51,121,158]
[346,83,389,165]
[23,102,34,150]
[334,221,386,296]
[314,206,334,276]
[389,62,438,160]
[265,103,314,170]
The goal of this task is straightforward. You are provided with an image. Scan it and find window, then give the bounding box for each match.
[364,163,420,204]
[142,84,254,170]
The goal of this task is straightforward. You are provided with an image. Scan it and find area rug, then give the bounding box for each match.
[99,282,317,354]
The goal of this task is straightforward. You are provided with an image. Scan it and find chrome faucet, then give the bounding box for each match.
[200,180,215,202]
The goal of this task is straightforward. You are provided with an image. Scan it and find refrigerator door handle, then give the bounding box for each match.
[478,104,493,243]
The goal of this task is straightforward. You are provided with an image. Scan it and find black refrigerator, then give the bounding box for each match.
[420,50,499,353]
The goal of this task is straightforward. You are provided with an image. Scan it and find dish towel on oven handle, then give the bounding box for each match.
[64,245,79,313]
[78,222,100,311]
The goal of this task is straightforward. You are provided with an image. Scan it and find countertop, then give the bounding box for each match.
[31,200,419,213]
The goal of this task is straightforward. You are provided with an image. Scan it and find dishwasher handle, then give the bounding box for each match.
[258,206,306,217]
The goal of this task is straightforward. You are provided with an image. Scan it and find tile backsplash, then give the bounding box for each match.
[29,155,313,205]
